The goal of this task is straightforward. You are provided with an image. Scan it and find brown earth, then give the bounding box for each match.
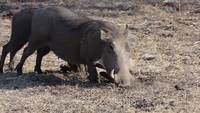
[0,0,200,113]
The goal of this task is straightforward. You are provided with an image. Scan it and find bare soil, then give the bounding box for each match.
[0,0,200,113]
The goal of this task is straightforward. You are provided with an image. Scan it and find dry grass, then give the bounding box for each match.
[0,1,200,113]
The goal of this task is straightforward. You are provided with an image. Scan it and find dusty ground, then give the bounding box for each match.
[0,0,200,113]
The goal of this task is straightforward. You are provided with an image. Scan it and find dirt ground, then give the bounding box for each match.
[0,0,200,113]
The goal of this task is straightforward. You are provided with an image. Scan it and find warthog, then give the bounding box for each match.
[0,8,79,74]
[15,6,132,85]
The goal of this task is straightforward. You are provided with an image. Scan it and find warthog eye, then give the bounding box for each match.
[109,45,114,50]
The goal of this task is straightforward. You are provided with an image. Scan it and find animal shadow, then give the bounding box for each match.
[0,71,101,90]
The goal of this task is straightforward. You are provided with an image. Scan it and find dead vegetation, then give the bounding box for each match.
[0,0,200,113]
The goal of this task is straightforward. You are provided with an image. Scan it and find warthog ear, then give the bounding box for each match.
[123,24,130,52]
[80,23,105,63]
[100,30,110,40]
[123,24,129,38]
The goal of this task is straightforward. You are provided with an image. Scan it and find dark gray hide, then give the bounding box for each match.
[15,6,131,85]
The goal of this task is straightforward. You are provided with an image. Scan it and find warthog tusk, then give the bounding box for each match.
[111,69,115,79]
[110,69,119,86]
[111,69,117,80]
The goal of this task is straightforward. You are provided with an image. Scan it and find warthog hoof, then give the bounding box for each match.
[88,75,100,83]
[15,65,22,75]
[0,65,3,73]
[8,63,14,71]
[0,69,3,73]
[34,68,43,74]
[17,71,22,75]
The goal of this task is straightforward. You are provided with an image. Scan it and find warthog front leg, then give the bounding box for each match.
[87,64,100,83]
[34,47,50,74]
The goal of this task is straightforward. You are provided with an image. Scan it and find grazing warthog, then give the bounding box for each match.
[0,8,79,74]
[15,6,132,85]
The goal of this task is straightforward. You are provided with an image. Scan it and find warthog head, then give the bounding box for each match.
[81,20,132,86]
[99,23,132,86]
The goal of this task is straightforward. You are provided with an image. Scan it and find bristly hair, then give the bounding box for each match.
[92,20,122,39]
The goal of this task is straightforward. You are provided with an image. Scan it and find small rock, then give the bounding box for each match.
[13,86,19,90]
[142,54,156,61]
[169,101,175,107]
[174,85,184,90]
[163,0,178,4]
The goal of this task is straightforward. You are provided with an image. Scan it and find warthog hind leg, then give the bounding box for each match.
[8,50,19,71]
[0,44,9,73]
[15,46,36,75]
